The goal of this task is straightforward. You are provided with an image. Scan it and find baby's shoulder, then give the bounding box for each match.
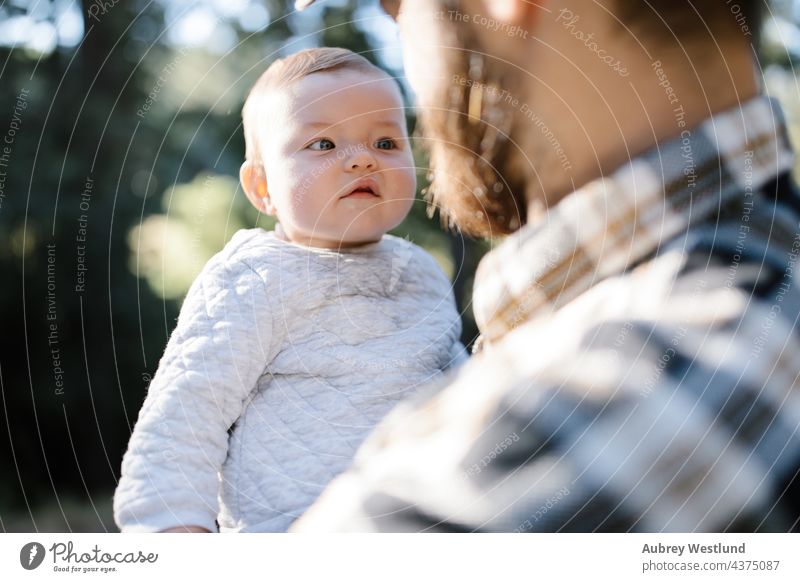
[195,228,282,287]
[220,228,282,265]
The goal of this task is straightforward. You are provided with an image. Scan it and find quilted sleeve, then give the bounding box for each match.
[113,258,277,532]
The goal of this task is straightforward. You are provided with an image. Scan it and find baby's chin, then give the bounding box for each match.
[334,226,393,247]
[330,216,409,246]
[284,209,411,248]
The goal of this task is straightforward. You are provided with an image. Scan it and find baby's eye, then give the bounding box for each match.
[374,138,397,150]
[307,138,335,151]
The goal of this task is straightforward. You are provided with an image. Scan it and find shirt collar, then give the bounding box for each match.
[472,96,795,345]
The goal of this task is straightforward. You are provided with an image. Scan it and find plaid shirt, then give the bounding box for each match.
[293,96,800,532]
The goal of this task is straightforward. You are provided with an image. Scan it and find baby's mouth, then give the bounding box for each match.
[341,179,380,199]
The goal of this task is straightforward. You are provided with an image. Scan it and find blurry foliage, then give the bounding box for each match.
[129,173,261,299]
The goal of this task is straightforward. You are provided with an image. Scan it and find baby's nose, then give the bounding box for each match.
[347,151,376,170]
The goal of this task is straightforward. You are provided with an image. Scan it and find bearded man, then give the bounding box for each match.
[293,0,800,532]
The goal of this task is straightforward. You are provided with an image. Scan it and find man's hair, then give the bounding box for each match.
[242,47,387,165]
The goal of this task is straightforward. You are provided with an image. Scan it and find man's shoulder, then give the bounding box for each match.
[476,226,800,389]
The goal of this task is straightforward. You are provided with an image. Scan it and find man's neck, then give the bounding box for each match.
[524,32,759,216]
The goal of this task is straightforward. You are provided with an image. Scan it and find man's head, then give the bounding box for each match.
[240,48,416,249]
[299,1,762,238]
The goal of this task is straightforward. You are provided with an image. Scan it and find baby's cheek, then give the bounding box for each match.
[391,165,417,197]
[264,169,293,201]
[285,172,320,208]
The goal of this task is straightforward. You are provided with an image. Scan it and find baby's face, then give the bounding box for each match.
[257,69,416,248]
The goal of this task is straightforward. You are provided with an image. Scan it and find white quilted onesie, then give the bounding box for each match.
[114,228,465,532]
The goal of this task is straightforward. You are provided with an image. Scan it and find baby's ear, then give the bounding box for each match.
[240,161,276,215]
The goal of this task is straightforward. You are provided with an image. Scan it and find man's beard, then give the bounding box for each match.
[403,2,531,238]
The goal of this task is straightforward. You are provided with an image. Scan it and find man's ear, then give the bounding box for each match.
[240,161,277,216]
[481,0,541,27]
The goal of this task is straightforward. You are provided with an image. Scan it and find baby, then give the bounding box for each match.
[113,48,466,532]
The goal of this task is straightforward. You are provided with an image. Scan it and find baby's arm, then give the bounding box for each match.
[114,258,276,532]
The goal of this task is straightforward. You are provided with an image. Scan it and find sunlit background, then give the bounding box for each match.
[1,0,799,531]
